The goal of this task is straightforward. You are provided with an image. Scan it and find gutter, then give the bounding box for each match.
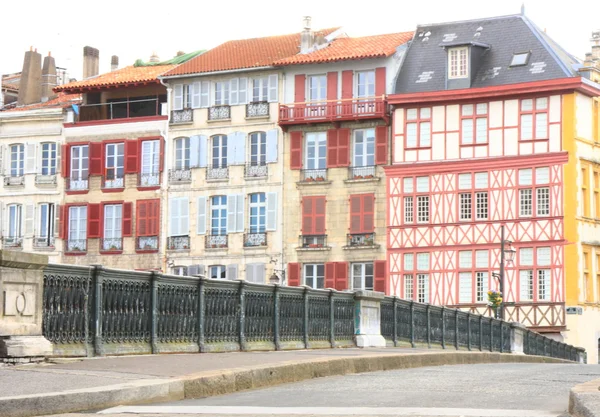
[159,66,277,81]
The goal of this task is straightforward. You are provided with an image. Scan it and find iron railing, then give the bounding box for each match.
[348,165,377,180]
[244,163,268,178]
[244,231,267,247]
[66,239,87,253]
[137,236,158,251]
[300,168,327,182]
[4,176,24,186]
[101,175,124,190]
[205,234,228,249]
[170,108,193,124]
[246,101,269,118]
[101,238,123,252]
[300,234,327,248]
[347,232,376,247]
[3,236,23,248]
[168,169,192,183]
[34,236,55,249]
[66,178,89,191]
[167,235,190,250]
[35,174,58,185]
[206,165,229,180]
[209,105,231,120]
[138,173,160,187]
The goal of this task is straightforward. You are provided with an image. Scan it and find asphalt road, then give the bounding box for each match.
[98,362,600,417]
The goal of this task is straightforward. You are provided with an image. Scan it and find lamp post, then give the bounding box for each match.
[492,224,516,320]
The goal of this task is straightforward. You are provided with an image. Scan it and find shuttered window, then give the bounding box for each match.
[349,194,375,234]
[301,196,326,235]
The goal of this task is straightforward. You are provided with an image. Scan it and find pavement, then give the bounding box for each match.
[0,347,595,417]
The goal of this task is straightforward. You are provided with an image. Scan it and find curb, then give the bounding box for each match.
[569,377,600,417]
[0,351,574,417]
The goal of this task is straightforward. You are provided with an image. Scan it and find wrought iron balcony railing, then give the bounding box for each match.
[170,108,193,124]
[35,174,57,185]
[279,97,386,125]
[168,169,192,183]
[34,236,55,248]
[101,237,123,252]
[348,165,377,180]
[206,165,229,180]
[66,239,87,253]
[208,105,231,120]
[66,178,89,191]
[138,173,160,187]
[300,168,327,183]
[347,232,376,247]
[101,175,125,189]
[244,231,267,247]
[244,163,268,178]
[167,235,190,250]
[299,234,328,249]
[137,236,159,251]
[4,176,24,186]
[246,101,269,118]
[3,236,23,248]
[205,234,228,249]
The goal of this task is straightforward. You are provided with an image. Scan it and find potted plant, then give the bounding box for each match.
[365,174,374,179]
[316,176,324,182]
[354,174,364,180]
[487,290,503,318]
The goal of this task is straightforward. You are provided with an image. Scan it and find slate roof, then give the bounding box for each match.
[394,14,582,94]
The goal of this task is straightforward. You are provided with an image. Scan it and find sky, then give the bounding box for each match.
[1,0,598,80]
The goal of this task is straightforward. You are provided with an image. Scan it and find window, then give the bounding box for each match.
[67,206,87,251]
[582,166,590,217]
[140,140,160,186]
[174,137,190,170]
[458,250,490,304]
[252,77,268,102]
[510,52,530,67]
[41,143,57,175]
[212,135,228,168]
[537,187,550,216]
[10,144,24,177]
[458,172,488,221]
[519,247,551,301]
[594,169,600,219]
[417,196,429,223]
[353,129,375,167]
[583,249,591,302]
[308,75,326,102]
[404,274,414,300]
[406,108,431,148]
[305,132,327,172]
[249,193,266,233]
[476,192,488,220]
[460,193,472,220]
[37,203,55,246]
[461,104,488,144]
[519,167,550,218]
[182,84,191,109]
[103,204,122,251]
[249,132,266,166]
[356,71,375,98]
[104,143,124,188]
[7,204,22,239]
[301,195,326,237]
[448,47,468,79]
[210,265,226,279]
[136,199,160,251]
[211,196,227,236]
[520,98,548,140]
[403,253,428,302]
[403,177,429,224]
[352,262,374,290]
[417,274,430,303]
[173,266,187,276]
[304,264,325,289]
[70,145,89,189]
[214,82,230,106]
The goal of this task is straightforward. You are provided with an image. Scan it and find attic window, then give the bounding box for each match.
[448,47,469,79]
[510,52,530,67]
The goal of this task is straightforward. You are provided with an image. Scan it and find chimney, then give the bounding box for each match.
[111,55,119,71]
[82,46,100,78]
[17,47,42,106]
[149,52,160,63]
[591,30,600,60]
[41,52,57,102]
[300,16,314,54]
[176,51,185,57]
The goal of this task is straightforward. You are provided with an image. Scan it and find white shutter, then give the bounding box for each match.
[198,265,206,277]
[54,204,60,237]
[173,84,183,111]
[169,197,186,236]
[180,197,189,236]
[519,169,533,186]
[197,196,206,235]
[192,82,201,108]
[255,263,265,283]
[229,78,239,105]
[198,135,208,168]
[56,143,61,174]
[0,202,3,238]
[169,198,179,236]
[236,194,244,232]
[227,264,238,280]
[266,192,277,231]
[25,143,36,174]
[200,81,210,108]
[268,74,278,102]
[246,264,255,283]
[0,145,3,175]
[25,203,34,237]
[236,132,246,165]
[239,78,247,104]
[190,135,200,167]
[226,195,236,233]
[266,129,278,163]
[188,265,200,276]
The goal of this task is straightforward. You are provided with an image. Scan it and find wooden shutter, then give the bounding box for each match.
[374,260,386,293]
[89,142,102,175]
[159,138,165,172]
[325,262,335,289]
[227,264,238,280]
[326,72,338,101]
[335,262,348,291]
[197,196,207,235]
[168,198,179,236]
[61,144,69,177]
[122,202,133,237]
[227,195,236,233]
[290,131,303,170]
[87,203,101,238]
[54,204,60,238]
[294,74,306,103]
[337,128,350,166]
[301,196,313,234]
[287,263,301,287]
[363,194,375,233]
[136,200,148,237]
[266,192,277,231]
[191,82,201,108]
[266,129,278,163]
[149,199,160,236]
[375,126,388,165]
[341,70,353,99]
[239,77,248,104]
[125,140,139,174]
[24,204,35,236]
[314,196,326,234]
[173,84,183,110]
[327,129,338,168]
[375,67,386,97]
[58,205,66,239]
[268,74,278,102]
[349,195,362,234]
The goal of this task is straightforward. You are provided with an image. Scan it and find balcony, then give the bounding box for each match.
[170,108,193,124]
[279,97,387,126]
[101,175,124,190]
[246,101,269,118]
[205,234,228,249]
[138,173,160,187]
[300,168,328,183]
[33,236,55,249]
[299,234,328,249]
[244,231,267,247]
[346,232,377,248]
[137,236,158,251]
[75,97,165,124]
[66,178,89,192]
[348,165,377,180]
[167,235,190,251]
[208,105,231,121]
[168,169,192,184]
[3,236,23,249]
[244,163,268,179]
[66,239,87,253]
[101,237,123,252]
[206,165,229,181]
[4,176,24,186]
[35,174,57,185]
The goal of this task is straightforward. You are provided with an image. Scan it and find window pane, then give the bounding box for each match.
[476,250,489,268]
[406,109,417,120]
[520,189,533,216]
[403,177,414,193]
[537,187,550,216]
[521,99,533,111]
[519,169,533,186]
[404,274,414,299]
[416,177,429,192]
[459,251,472,268]
[520,248,534,266]
[420,122,431,147]
[535,113,548,139]
[520,270,534,301]
[475,172,488,189]
[536,97,548,110]
[476,103,488,115]
[458,173,472,190]
[417,196,429,223]
[404,253,414,271]
[404,196,414,223]
[462,105,473,116]
[537,247,551,266]
[459,272,472,303]
[475,118,487,143]
[416,253,429,270]
[462,119,473,144]
[476,192,488,220]
[460,193,472,220]
[521,114,533,140]
[406,123,417,147]
[420,108,431,119]
[536,167,550,184]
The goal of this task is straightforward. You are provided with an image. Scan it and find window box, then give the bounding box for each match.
[4,176,24,186]
[35,174,57,185]
[205,234,228,249]
[170,108,193,124]
[167,235,190,250]
[66,178,89,192]
[299,234,328,249]
[300,169,328,182]
[101,175,125,190]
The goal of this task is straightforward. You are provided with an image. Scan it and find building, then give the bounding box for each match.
[385,14,600,350]
[280,20,413,291]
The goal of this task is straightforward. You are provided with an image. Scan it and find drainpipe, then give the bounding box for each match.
[159,77,171,273]
[280,71,286,284]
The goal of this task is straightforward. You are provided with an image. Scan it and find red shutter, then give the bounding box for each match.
[150,199,160,236]
[326,129,338,168]
[375,126,388,165]
[326,72,338,101]
[363,194,375,233]
[61,144,69,177]
[349,195,362,233]
[123,202,133,237]
[89,142,103,175]
[125,140,139,174]
[87,203,101,238]
[374,260,387,293]
[290,131,303,170]
[294,74,306,103]
[159,138,165,172]
[325,262,335,289]
[301,196,314,234]
[137,200,148,237]
[58,205,66,239]
[375,67,386,97]
[287,263,301,286]
[341,70,353,99]
[337,128,350,166]
[314,196,326,235]
[334,262,348,291]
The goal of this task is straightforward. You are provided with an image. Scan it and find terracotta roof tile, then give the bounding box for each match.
[275,32,414,66]
[54,65,176,93]
[3,92,81,112]
[163,28,340,77]
[2,83,19,91]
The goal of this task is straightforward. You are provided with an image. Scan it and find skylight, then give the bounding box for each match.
[510,52,530,67]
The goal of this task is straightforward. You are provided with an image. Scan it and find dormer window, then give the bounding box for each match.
[510,52,531,67]
[448,47,469,79]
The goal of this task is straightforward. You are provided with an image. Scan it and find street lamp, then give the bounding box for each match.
[492,224,516,320]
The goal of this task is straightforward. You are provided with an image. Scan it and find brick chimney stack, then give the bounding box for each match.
[41,52,57,102]
[82,46,100,79]
[17,47,42,106]
[111,55,119,71]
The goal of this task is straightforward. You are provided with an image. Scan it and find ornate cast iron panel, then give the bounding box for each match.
[279,293,304,342]
[244,291,274,342]
[157,283,198,343]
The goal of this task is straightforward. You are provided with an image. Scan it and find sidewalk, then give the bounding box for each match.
[0,347,573,417]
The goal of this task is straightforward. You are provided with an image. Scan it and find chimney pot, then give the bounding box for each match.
[111,55,119,71]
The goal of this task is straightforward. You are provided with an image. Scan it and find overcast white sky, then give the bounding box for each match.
[1,0,598,80]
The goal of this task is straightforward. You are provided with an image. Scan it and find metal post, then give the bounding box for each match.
[273,284,281,350]
[467,312,472,351]
[303,287,309,349]
[329,290,335,348]
[410,301,415,348]
[239,280,246,351]
[150,271,158,354]
[426,304,431,348]
[197,277,205,352]
[499,225,505,321]
[479,315,483,351]
[93,265,103,356]
[392,297,398,347]
[500,322,504,353]
[441,307,446,349]
[454,309,459,350]
[489,318,493,352]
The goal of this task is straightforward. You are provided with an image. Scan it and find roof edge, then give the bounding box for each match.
[415,13,522,29]
[160,66,277,80]
[521,15,573,77]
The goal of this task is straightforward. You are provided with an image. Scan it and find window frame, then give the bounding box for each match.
[304,263,325,289]
[7,203,22,238]
[251,77,268,103]
[402,176,430,224]
[70,144,89,181]
[307,74,327,103]
[41,142,57,176]
[104,142,125,182]
[352,128,375,167]
[518,167,551,218]
[209,265,226,279]
[405,107,432,149]
[519,97,549,141]
[402,252,430,303]
[214,81,230,106]
[355,70,375,99]
[518,246,552,302]
[457,172,489,222]
[249,132,267,166]
[304,131,327,170]
[211,134,228,168]
[457,249,490,304]
[210,195,227,236]
[10,143,25,177]
[448,47,469,79]
[37,202,55,240]
[460,103,488,145]
[351,262,374,291]
[249,193,266,234]
[174,137,190,170]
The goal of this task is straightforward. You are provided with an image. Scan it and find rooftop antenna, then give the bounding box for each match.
[521,3,525,16]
